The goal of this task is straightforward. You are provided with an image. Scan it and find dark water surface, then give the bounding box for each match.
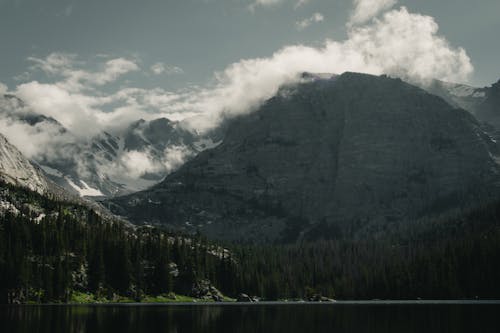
[2,301,500,333]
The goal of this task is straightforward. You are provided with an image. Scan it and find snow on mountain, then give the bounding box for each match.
[1,93,225,198]
[66,178,104,197]
[425,80,488,116]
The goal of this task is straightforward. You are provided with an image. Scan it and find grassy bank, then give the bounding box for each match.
[69,292,235,304]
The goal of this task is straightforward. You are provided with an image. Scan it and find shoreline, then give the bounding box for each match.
[3,300,500,307]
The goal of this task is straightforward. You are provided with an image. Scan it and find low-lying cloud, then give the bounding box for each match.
[0,0,475,192]
[180,4,473,131]
[6,1,474,139]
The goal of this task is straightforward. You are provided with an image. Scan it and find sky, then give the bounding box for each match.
[0,0,498,91]
[0,0,499,145]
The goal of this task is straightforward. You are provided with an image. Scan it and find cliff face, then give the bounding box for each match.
[0,133,49,194]
[108,73,500,242]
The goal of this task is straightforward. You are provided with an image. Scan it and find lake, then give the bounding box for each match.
[2,301,500,333]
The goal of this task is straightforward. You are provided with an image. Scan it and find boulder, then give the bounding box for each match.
[191,279,224,302]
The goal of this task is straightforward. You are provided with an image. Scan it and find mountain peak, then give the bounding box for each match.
[108,74,500,242]
[300,72,336,81]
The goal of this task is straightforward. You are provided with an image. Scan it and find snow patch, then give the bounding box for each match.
[66,178,104,197]
[441,82,484,99]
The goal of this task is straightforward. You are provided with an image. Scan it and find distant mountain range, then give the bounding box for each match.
[107,73,500,242]
[0,94,223,197]
[1,74,499,201]
[1,72,500,243]
[428,78,500,134]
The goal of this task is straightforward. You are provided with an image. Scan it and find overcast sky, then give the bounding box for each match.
[0,0,498,92]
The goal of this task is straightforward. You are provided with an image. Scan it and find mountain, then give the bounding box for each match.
[476,79,500,128]
[40,117,221,197]
[425,80,487,115]
[0,94,221,198]
[107,72,500,242]
[428,79,500,131]
[0,132,50,195]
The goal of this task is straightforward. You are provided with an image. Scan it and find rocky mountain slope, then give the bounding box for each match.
[0,133,50,194]
[0,94,221,198]
[107,72,500,242]
[428,79,500,130]
[476,79,500,129]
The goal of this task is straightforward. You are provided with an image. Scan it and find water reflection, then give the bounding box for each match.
[1,303,499,333]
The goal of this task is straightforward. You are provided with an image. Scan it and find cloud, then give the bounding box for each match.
[28,53,78,76]
[100,145,191,186]
[0,116,73,160]
[27,53,139,92]
[150,62,184,75]
[7,3,474,138]
[294,0,311,10]
[175,6,473,132]
[249,0,307,11]
[250,0,283,9]
[350,0,397,25]
[0,1,474,189]
[296,12,324,31]
[117,150,162,179]
[15,81,102,137]
[0,82,7,94]
[11,54,143,137]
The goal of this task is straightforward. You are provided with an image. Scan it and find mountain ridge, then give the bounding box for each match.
[107,72,500,242]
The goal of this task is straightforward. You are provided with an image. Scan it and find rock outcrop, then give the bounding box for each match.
[0,133,49,194]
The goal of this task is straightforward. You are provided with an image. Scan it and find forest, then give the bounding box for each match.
[1,182,500,303]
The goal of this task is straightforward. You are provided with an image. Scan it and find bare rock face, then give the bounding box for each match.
[108,73,500,242]
[0,133,49,194]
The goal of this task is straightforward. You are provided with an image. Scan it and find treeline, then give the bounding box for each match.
[229,234,500,300]
[228,200,500,300]
[2,182,500,303]
[0,184,235,304]
[0,209,236,304]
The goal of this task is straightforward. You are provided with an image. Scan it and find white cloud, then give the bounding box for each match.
[350,0,397,25]
[0,82,7,94]
[150,62,184,75]
[296,12,324,31]
[99,145,191,185]
[0,0,477,196]
[2,2,474,169]
[15,81,103,137]
[27,53,139,92]
[174,6,473,133]
[118,150,162,179]
[11,54,143,137]
[250,0,308,11]
[294,0,311,10]
[28,53,78,75]
[250,0,283,9]
[0,116,72,159]
[162,145,191,173]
